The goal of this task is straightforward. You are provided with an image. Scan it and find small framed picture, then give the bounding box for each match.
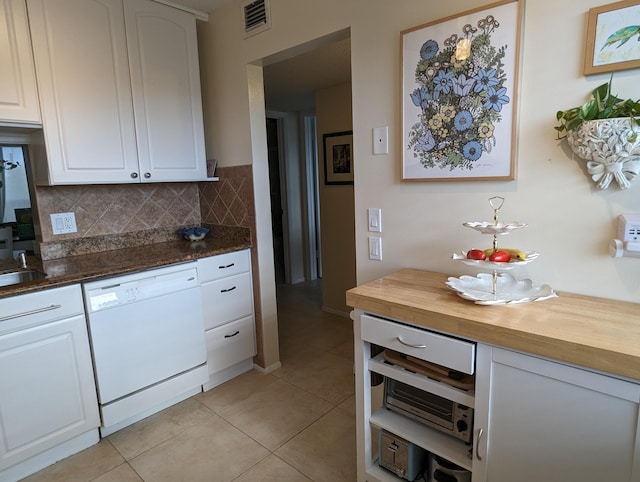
[584,0,640,75]
[323,131,354,185]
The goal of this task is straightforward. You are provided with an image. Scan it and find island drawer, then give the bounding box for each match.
[360,314,475,374]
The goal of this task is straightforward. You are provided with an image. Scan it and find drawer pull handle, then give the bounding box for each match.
[396,337,426,349]
[219,263,235,269]
[0,304,62,322]
[224,331,240,338]
[221,286,237,293]
[476,428,484,460]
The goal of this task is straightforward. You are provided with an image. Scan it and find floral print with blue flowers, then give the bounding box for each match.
[408,15,509,171]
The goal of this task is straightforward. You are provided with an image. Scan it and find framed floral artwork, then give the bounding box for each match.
[583,0,640,75]
[401,0,523,181]
[323,131,354,185]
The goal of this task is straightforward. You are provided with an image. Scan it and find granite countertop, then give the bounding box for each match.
[346,269,640,381]
[0,225,251,300]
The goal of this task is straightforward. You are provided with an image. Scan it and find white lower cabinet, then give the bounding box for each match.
[198,249,256,390]
[353,309,640,482]
[0,285,100,481]
[473,344,640,482]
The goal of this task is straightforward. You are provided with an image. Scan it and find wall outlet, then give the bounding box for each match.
[51,212,77,235]
[610,214,640,258]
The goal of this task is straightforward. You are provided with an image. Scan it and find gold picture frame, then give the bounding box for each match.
[401,0,522,181]
[584,0,640,75]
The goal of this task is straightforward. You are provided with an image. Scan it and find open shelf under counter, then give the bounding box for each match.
[364,461,409,482]
[370,408,473,472]
[369,352,475,408]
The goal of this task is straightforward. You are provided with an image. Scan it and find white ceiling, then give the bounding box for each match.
[170,0,352,111]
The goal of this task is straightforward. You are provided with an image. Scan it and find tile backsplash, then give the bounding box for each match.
[35,183,201,243]
[199,165,255,230]
[34,166,256,246]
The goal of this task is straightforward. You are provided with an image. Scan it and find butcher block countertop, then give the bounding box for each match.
[346,269,640,381]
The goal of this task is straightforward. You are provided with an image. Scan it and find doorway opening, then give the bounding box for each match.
[262,30,350,289]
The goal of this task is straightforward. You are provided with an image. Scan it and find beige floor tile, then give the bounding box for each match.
[276,407,357,482]
[195,369,280,413]
[337,394,356,417]
[129,415,269,482]
[21,440,124,482]
[209,378,333,451]
[232,454,312,481]
[93,463,143,482]
[108,397,214,460]
[273,350,355,405]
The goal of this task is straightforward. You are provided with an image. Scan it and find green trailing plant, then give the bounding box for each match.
[555,75,640,142]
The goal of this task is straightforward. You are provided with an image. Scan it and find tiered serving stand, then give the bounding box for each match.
[447,196,556,305]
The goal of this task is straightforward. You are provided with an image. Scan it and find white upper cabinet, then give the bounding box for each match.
[125,0,206,182]
[0,0,40,123]
[27,0,207,185]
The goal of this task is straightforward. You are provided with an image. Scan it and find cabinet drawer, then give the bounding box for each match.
[205,316,255,374]
[201,272,253,330]
[361,314,475,374]
[0,284,84,334]
[198,250,250,283]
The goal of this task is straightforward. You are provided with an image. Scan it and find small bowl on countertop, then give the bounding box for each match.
[178,227,210,241]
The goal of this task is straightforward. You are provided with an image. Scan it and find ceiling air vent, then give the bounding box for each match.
[243,0,271,38]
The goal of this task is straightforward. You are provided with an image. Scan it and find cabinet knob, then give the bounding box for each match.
[131,172,139,179]
[144,172,151,179]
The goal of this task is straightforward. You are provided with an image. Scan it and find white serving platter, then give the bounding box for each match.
[452,251,539,270]
[445,272,557,305]
[462,221,527,235]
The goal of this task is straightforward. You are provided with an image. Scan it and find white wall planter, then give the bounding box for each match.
[566,118,640,190]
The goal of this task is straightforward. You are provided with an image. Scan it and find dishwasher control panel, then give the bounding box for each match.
[83,263,199,313]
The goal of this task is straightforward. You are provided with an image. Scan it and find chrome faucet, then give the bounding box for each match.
[17,252,27,269]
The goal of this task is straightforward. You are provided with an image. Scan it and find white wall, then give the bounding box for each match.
[199,0,640,315]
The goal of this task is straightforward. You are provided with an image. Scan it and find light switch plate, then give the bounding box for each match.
[373,126,389,155]
[369,236,382,260]
[368,208,382,232]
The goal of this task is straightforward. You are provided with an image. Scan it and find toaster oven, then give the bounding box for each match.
[384,377,473,443]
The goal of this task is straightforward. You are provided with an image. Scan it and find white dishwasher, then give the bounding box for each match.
[83,262,208,436]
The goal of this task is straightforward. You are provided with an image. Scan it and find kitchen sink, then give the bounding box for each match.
[0,269,46,288]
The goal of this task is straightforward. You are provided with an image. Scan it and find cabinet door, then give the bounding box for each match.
[474,345,640,482]
[27,0,139,184]
[124,0,206,182]
[0,0,40,123]
[0,314,100,470]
